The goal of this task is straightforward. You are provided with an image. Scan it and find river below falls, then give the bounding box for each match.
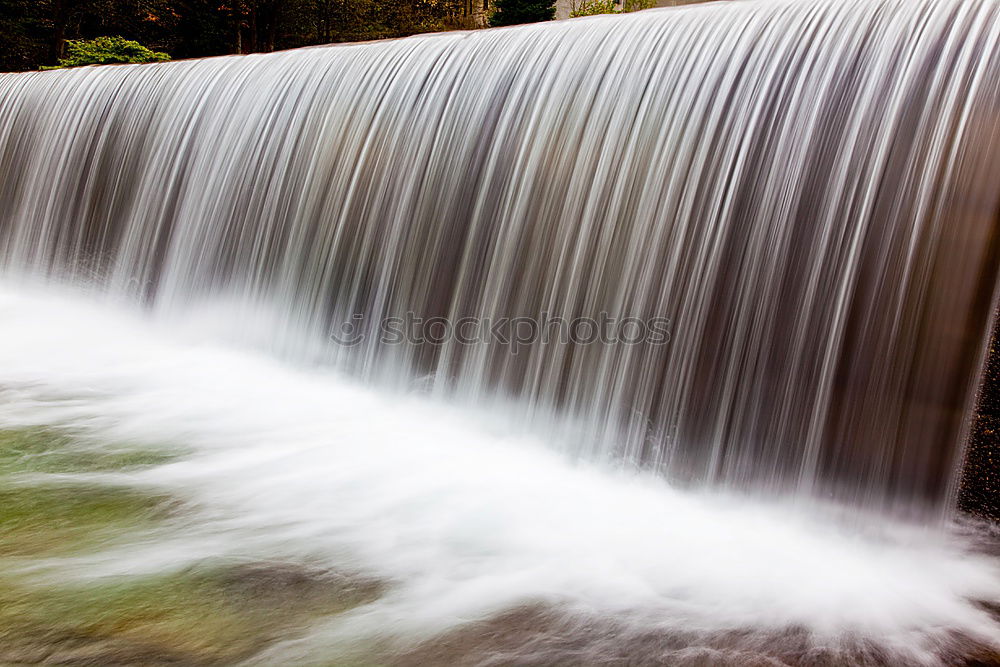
[0,281,997,665]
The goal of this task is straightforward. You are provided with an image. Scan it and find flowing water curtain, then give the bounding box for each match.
[2,0,1000,515]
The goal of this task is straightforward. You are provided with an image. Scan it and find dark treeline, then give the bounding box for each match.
[0,0,486,72]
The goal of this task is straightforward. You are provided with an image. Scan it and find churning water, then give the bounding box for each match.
[2,0,1000,662]
[1,283,999,664]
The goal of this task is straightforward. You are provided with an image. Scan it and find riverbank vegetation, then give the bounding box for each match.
[40,36,170,69]
[0,0,499,72]
[0,0,696,72]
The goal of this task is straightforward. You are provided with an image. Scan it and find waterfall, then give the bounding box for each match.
[2,0,1000,517]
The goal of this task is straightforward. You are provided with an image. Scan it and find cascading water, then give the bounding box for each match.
[2,0,1000,663]
[3,0,1000,515]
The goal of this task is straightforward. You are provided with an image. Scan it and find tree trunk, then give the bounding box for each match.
[233,2,243,54]
[49,0,69,64]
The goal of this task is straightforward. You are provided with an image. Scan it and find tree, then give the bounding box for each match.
[0,0,48,72]
[42,35,170,69]
[489,0,554,26]
[0,0,492,72]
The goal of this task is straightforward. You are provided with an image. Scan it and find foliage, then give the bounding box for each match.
[0,0,48,71]
[41,35,170,69]
[569,0,652,16]
[489,0,555,26]
[569,0,615,16]
[1,0,490,72]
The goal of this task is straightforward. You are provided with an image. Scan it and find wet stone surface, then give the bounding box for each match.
[961,313,1000,521]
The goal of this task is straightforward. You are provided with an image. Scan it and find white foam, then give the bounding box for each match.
[0,282,997,663]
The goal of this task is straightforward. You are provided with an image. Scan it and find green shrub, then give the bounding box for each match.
[42,36,170,70]
[569,0,652,16]
[570,0,616,15]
